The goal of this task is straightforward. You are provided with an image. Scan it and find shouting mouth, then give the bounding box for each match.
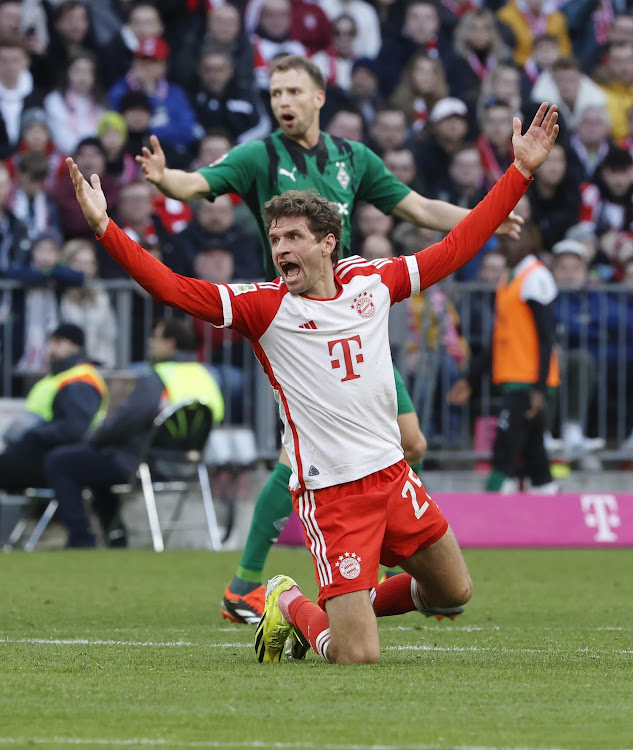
[280,261,301,280]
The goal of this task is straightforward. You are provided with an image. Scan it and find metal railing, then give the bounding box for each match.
[1,278,631,463]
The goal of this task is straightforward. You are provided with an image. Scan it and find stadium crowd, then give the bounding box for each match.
[1,0,633,458]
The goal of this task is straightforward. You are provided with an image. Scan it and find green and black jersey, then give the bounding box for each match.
[197,130,411,280]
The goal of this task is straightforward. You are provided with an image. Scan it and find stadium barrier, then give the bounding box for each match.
[1,278,632,463]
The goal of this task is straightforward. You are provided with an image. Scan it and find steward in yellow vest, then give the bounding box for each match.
[0,323,108,491]
[45,318,224,548]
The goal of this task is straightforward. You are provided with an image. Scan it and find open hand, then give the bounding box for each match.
[496,210,524,239]
[66,157,109,236]
[136,135,166,185]
[447,378,472,405]
[512,103,559,177]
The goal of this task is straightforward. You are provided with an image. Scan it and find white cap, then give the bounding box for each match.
[552,238,587,259]
[429,97,468,124]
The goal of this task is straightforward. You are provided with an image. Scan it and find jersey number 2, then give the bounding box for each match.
[402,467,429,519]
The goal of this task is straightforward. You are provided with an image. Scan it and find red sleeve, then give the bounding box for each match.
[97,219,224,324]
[415,165,532,290]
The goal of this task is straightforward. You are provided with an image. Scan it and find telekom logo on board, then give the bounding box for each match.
[580,495,621,542]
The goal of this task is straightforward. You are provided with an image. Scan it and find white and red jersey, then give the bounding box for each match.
[97,165,531,492]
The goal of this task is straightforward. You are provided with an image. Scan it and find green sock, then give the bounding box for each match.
[485,468,507,491]
[231,462,293,590]
[410,461,422,476]
[382,566,401,578]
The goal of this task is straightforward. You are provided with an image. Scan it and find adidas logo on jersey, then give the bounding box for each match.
[308,465,320,476]
[299,321,317,330]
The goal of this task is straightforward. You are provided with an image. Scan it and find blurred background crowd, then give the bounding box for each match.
[1,0,633,464]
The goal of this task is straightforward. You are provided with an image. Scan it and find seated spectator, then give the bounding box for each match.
[99,1,166,89]
[376,0,460,98]
[44,0,100,90]
[190,129,232,171]
[531,57,608,134]
[44,50,107,156]
[476,98,515,188]
[478,61,524,120]
[113,178,186,276]
[597,41,633,142]
[415,97,470,193]
[579,146,633,279]
[452,9,511,114]
[0,323,107,492]
[319,0,380,58]
[567,105,613,184]
[312,14,358,91]
[10,152,62,240]
[383,147,427,194]
[179,194,263,280]
[191,48,270,144]
[522,33,563,90]
[388,52,449,135]
[97,110,138,184]
[325,106,365,142]
[204,2,255,90]
[0,37,44,158]
[529,142,581,250]
[352,201,393,247]
[11,108,64,192]
[497,0,572,67]
[60,238,118,369]
[349,57,383,126]
[117,90,177,171]
[368,106,410,157]
[7,229,83,375]
[249,0,308,93]
[108,36,197,157]
[50,136,120,240]
[45,318,224,548]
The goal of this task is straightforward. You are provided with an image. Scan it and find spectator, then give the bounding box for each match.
[325,106,365,142]
[598,41,633,141]
[45,0,99,90]
[204,2,255,90]
[497,0,572,67]
[529,142,581,250]
[245,0,332,55]
[190,129,232,171]
[0,37,44,158]
[388,52,449,135]
[530,56,608,133]
[384,147,427,194]
[249,0,308,92]
[368,106,409,157]
[561,2,622,74]
[352,201,393,247]
[8,229,83,375]
[567,105,613,184]
[452,8,511,114]
[0,160,30,273]
[117,90,178,170]
[521,31,560,87]
[477,98,515,188]
[416,97,470,194]
[319,0,381,58]
[191,48,270,144]
[179,194,263,280]
[44,318,224,548]
[99,1,165,89]
[349,57,383,126]
[0,322,107,491]
[44,50,107,155]
[50,136,120,239]
[13,108,64,191]
[114,178,185,275]
[376,0,459,98]
[97,110,137,184]
[10,151,62,239]
[60,238,118,369]
[108,36,197,156]
[312,14,358,91]
[478,61,524,119]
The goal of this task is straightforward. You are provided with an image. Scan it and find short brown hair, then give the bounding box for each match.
[269,55,326,91]
[263,190,342,264]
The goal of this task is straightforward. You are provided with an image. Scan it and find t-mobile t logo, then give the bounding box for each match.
[581,494,621,542]
[328,335,363,382]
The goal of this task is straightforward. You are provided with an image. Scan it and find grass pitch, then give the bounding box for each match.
[1,547,632,750]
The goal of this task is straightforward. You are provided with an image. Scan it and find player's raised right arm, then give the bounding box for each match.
[136,135,210,200]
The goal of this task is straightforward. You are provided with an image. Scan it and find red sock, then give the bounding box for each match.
[371,573,426,617]
[288,595,331,661]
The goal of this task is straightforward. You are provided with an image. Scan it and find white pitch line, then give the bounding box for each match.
[0,739,617,750]
[0,637,250,648]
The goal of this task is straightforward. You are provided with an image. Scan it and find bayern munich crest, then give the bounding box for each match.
[351,291,375,319]
[336,552,362,580]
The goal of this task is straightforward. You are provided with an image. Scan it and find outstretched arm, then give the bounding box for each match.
[135,135,210,200]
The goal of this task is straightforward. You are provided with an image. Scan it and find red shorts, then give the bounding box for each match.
[291,460,448,608]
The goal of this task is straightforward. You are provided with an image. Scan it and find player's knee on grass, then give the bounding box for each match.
[328,638,381,665]
[325,590,381,664]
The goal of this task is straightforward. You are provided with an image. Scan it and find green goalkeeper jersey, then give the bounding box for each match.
[197,130,411,280]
